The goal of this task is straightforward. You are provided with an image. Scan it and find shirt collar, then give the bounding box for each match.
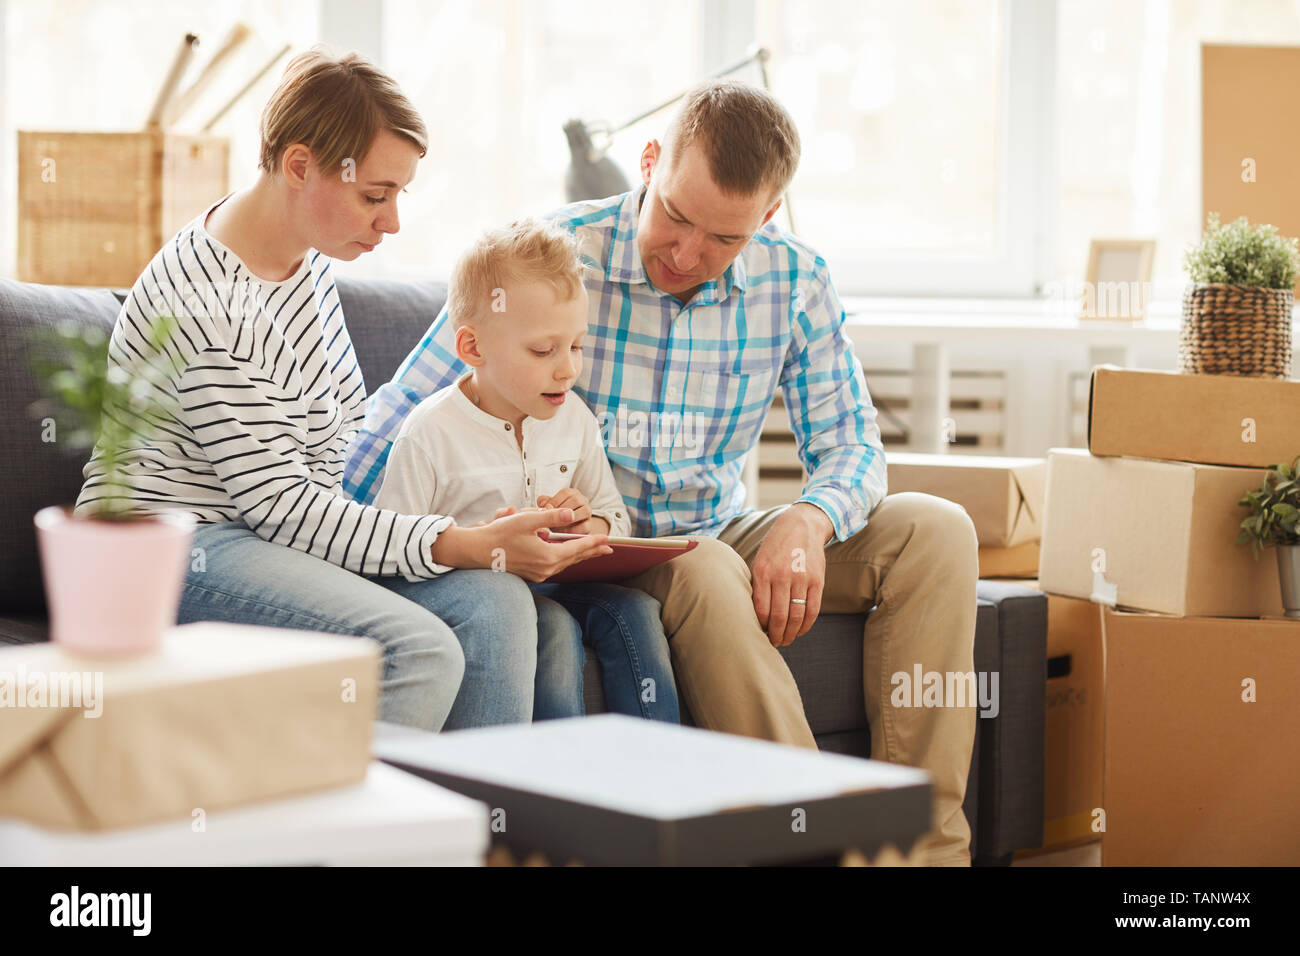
[604,186,749,305]
[452,371,543,444]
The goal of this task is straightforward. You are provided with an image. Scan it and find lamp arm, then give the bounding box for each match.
[606,45,772,136]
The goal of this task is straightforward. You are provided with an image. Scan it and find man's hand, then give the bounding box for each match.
[537,488,607,533]
[749,502,835,647]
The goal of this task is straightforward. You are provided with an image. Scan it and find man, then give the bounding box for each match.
[345,80,979,865]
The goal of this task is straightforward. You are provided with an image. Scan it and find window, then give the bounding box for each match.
[369,0,705,277]
[6,1,1300,301]
[759,1,1003,259]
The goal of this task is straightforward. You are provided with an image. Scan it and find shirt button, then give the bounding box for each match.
[615,512,623,518]
[504,423,511,431]
[559,464,567,473]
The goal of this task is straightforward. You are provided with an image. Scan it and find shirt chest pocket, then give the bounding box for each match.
[692,356,782,416]
[532,459,580,503]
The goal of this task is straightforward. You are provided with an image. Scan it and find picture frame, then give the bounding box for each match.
[1081,238,1156,321]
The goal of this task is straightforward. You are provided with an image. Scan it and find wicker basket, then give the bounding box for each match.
[18,131,228,289]
[1178,283,1293,378]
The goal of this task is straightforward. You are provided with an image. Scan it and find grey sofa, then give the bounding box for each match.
[0,274,1046,864]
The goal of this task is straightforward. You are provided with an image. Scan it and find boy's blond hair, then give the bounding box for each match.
[449,219,585,327]
[259,46,428,175]
[664,78,801,201]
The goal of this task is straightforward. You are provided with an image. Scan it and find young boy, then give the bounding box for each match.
[375,219,679,723]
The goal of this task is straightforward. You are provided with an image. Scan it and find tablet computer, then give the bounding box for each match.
[538,532,698,583]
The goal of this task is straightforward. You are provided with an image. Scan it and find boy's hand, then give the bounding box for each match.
[537,488,597,533]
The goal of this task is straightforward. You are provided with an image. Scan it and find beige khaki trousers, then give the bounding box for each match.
[625,492,979,866]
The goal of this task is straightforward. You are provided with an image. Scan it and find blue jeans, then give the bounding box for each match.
[530,582,680,724]
[178,522,576,731]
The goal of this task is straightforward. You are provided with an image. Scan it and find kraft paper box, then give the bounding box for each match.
[886,454,1046,547]
[978,541,1041,579]
[0,623,379,831]
[1101,609,1300,866]
[1038,448,1284,617]
[1088,366,1300,468]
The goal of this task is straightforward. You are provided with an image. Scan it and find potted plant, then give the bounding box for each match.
[1180,214,1300,379]
[28,319,195,656]
[1237,456,1300,619]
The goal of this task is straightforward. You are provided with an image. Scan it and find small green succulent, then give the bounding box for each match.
[1185,213,1300,289]
[27,317,181,520]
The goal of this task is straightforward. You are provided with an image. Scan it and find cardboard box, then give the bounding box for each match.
[886,453,1046,547]
[1203,44,1300,295]
[1039,448,1285,617]
[0,622,379,830]
[18,131,228,288]
[1043,591,1105,847]
[1101,609,1300,865]
[1088,366,1300,468]
[978,541,1040,579]
[991,580,1104,849]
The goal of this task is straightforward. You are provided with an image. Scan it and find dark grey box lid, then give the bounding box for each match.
[374,715,932,866]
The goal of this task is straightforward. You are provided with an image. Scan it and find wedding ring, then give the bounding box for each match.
[790,598,807,605]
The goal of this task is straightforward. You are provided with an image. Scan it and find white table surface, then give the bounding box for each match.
[0,761,488,867]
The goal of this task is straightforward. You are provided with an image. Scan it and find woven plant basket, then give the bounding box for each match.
[1178,283,1293,378]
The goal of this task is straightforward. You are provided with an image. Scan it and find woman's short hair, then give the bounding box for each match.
[664,78,801,201]
[449,219,585,328]
[258,46,428,176]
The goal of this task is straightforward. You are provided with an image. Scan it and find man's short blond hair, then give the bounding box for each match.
[664,79,801,201]
[259,46,428,175]
[449,219,585,327]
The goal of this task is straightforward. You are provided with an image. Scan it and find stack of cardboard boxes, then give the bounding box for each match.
[1037,367,1300,866]
[889,369,1300,865]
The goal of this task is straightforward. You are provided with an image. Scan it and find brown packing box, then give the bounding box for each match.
[1088,366,1300,468]
[978,541,1040,579]
[991,580,1104,850]
[1101,609,1300,866]
[886,453,1046,548]
[1039,448,1284,617]
[0,622,379,831]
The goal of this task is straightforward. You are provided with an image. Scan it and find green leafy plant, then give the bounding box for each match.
[28,317,181,521]
[1184,213,1300,289]
[1237,456,1300,560]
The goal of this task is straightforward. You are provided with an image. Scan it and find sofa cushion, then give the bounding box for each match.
[0,278,121,612]
[334,276,447,393]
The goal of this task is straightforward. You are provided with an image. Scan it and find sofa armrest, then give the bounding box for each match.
[971,580,1047,862]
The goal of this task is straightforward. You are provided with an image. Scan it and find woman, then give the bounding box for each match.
[74,47,612,730]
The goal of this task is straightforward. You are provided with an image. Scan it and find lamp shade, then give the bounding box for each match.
[563,119,632,204]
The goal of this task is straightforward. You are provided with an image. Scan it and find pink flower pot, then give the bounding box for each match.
[34,506,195,657]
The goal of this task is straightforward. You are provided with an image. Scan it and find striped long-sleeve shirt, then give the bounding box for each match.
[74,205,455,581]
[345,187,887,541]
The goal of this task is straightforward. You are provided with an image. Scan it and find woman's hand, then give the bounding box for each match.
[430,508,611,581]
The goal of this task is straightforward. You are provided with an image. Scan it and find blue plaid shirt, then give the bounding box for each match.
[344,187,887,541]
